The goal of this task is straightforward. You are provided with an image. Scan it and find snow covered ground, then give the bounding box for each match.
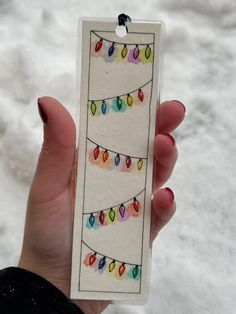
[0,0,236,313]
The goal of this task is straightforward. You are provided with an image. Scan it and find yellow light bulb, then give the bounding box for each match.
[127,94,133,106]
[121,44,128,58]
[109,260,116,272]
[137,159,143,170]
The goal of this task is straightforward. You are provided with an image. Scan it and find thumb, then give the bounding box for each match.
[29,96,76,204]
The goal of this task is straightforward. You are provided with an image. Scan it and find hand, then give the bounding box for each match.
[18,97,185,314]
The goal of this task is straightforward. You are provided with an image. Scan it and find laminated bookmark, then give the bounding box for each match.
[70,16,164,301]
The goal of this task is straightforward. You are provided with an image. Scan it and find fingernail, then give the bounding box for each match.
[172,100,186,113]
[165,187,175,202]
[162,132,175,146]
[37,98,48,123]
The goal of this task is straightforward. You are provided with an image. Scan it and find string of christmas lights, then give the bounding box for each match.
[89,79,152,116]
[87,137,147,170]
[92,31,153,60]
[82,240,142,280]
[84,188,145,229]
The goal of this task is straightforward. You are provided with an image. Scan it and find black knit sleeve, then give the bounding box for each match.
[0,267,84,314]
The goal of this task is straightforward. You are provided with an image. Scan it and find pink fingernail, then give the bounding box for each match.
[172,100,186,113]
[162,132,175,146]
[165,187,175,202]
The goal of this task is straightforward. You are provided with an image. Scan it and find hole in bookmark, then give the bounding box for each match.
[115,25,127,37]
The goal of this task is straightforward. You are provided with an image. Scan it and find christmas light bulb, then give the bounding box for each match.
[115,154,120,166]
[102,150,109,162]
[133,197,140,212]
[91,101,97,115]
[98,257,106,270]
[95,38,103,52]
[119,204,126,218]
[89,213,95,227]
[133,45,140,59]
[116,97,122,111]
[99,211,105,225]
[137,159,144,170]
[126,156,132,168]
[101,100,107,114]
[94,145,100,160]
[89,253,97,265]
[109,260,116,272]
[145,45,151,59]
[108,42,115,57]
[121,44,128,58]
[109,208,116,222]
[132,265,139,279]
[119,263,126,276]
[138,89,144,102]
[127,94,133,106]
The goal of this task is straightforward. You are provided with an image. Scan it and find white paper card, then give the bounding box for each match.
[70,17,163,301]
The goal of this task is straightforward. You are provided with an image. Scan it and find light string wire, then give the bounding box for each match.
[87,137,148,160]
[83,188,146,215]
[82,240,142,267]
[88,78,152,102]
[92,31,154,46]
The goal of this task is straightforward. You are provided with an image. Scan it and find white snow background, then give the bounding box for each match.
[0,0,236,313]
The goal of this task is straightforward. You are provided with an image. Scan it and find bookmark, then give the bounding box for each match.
[70,16,163,302]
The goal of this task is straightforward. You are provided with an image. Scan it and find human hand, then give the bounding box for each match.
[18,97,185,314]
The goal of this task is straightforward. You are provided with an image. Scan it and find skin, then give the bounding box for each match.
[18,97,185,314]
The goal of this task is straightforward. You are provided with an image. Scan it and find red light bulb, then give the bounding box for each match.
[133,197,140,212]
[89,253,97,265]
[95,39,103,52]
[126,156,132,168]
[94,146,100,160]
[99,211,105,225]
[138,89,144,102]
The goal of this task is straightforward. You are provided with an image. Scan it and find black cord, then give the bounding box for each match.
[118,13,131,33]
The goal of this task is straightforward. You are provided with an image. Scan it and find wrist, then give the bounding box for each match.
[18,254,109,314]
[18,252,70,295]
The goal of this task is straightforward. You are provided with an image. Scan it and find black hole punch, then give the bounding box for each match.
[118,13,131,34]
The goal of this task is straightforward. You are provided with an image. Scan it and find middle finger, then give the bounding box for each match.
[153,133,178,190]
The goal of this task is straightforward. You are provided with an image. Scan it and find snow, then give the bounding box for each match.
[0,0,236,313]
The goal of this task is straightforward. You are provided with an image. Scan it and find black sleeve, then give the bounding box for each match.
[0,267,84,314]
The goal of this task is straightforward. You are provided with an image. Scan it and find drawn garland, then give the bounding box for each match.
[89,79,152,116]
[87,137,147,171]
[92,31,154,64]
[83,241,141,281]
[85,189,145,229]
